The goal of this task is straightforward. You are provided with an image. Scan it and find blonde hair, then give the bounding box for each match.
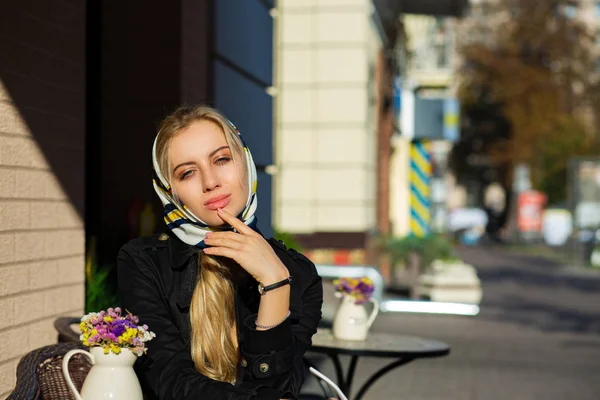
[155,105,247,383]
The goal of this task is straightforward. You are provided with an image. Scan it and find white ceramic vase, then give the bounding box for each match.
[62,347,143,400]
[332,296,379,341]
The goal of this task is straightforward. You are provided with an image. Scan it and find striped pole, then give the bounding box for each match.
[409,140,432,237]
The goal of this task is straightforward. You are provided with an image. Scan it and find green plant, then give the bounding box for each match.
[85,237,119,313]
[85,263,119,313]
[273,228,304,252]
[381,234,458,271]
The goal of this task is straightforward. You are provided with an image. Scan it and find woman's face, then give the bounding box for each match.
[169,120,248,227]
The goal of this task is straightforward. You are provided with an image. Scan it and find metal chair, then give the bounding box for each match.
[308,366,347,400]
[8,342,91,400]
[300,357,348,400]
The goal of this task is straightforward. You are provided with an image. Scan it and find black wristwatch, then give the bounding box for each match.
[258,276,293,295]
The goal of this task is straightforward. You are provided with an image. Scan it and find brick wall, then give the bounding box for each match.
[0,2,86,397]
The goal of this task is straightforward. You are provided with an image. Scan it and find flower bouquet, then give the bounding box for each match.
[79,307,156,356]
[64,308,156,399]
[333,277,375,305]
[332,277,378,341]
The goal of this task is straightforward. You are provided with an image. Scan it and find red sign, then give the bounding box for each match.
[518,191,547,232]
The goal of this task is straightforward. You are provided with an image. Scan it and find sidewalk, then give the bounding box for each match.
[304,246,600,400]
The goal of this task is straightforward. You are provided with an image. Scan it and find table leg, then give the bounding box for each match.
[328,354,359,398]
[330,354,348,394]
[353,357,415,400]
[345,355,358,397]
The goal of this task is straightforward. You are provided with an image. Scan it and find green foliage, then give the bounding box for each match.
[85,237,119,313]
[381,234,458,270]
[272,228,304,252]
[457,0,600,202]
[85,262,119,313]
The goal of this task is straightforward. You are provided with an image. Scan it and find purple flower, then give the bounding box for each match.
[112,321,126,337]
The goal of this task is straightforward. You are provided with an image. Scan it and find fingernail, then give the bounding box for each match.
[205,232,212,238]
[217,208,223,213]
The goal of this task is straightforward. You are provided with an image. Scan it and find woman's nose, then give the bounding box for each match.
[201,168,220,192]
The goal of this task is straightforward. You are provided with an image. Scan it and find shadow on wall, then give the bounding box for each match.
[0,3,86,217]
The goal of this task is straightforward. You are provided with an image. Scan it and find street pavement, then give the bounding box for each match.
[303,246,600,400]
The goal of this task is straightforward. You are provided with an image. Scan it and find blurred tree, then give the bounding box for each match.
[454,0,600,205]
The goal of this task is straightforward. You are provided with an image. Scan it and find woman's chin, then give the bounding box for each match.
[196,205,245,227]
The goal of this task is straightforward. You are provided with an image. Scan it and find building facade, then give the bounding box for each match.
[274,0,386,261]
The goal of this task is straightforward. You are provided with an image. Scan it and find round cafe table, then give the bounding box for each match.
[308,328,450,400]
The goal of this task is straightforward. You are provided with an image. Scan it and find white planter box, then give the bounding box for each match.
[416,260,483,304]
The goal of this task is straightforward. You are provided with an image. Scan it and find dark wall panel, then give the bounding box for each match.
[215,0,273,86]
[213,60,273,166]
[256,171,273,238]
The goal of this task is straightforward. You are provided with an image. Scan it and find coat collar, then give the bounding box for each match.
[167,231,197,270]
[164,232,197,309]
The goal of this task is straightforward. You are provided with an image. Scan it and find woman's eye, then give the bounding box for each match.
[215,157,231,165]
[181,170,194,180]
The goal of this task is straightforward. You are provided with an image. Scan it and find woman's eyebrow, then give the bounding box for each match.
[172,146,230,174]
[209,145,230,157]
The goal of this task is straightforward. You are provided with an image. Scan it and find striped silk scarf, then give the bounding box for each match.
[151,121,259,248]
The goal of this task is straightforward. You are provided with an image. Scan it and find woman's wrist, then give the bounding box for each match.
[258,265,290,286]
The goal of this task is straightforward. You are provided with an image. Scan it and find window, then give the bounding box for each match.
[563,3,577,19]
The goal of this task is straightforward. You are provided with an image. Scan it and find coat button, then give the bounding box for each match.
[158,233,169,241]
[259,363,269,373]
[241,358,247,367]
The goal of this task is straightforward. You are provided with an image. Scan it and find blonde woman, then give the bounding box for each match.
[117,106,324,399]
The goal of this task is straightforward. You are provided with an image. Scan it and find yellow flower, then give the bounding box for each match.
[103,316,113,323]
[110,344,121,354]
[82,339,89,346]
[103,346,110,354]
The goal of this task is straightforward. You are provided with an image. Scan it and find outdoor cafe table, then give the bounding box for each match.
[308,328,450,400]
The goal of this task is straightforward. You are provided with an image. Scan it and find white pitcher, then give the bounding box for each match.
[332,296,379,341]
[62,347,143,400]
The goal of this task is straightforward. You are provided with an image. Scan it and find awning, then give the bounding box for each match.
[373,0,469,46]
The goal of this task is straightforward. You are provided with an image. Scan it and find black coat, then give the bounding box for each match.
[116,232,323,400]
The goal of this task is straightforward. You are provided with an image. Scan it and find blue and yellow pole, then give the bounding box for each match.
[409,140,432,237]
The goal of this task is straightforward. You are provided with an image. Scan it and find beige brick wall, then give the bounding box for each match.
[0,2,86,397]
[275,0,379,235]
[0,95,86,398]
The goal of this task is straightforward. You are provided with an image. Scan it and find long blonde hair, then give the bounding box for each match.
[154,105,247,383]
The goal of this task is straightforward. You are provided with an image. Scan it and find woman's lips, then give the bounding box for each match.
[205,195,231,210]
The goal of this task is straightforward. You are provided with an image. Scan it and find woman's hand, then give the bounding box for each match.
[202,208,289,284]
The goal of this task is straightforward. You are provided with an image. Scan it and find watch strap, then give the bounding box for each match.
[258,275,293,295]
